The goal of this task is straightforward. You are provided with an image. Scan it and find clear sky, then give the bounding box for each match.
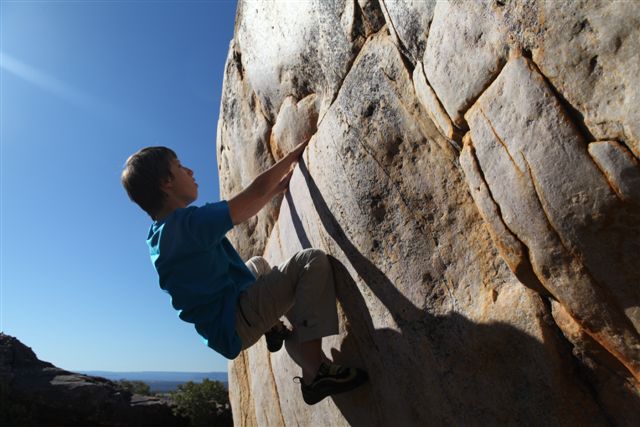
[1,0,238,372]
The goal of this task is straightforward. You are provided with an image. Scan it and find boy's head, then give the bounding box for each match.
[121,146,178,219]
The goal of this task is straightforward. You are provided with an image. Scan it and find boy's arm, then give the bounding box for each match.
[228,140,309,225]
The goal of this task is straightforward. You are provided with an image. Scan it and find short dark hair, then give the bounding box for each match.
[121,146,177,219]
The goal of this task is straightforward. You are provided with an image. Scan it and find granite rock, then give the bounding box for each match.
[531,0,640,159]
[270,94,319,161]
[233,0,376,123]
[379,0,436,63]
[216,39,280,259]
[464,55,640,381]
[423,0,509,128]
[220,0,385,258]
[588,140,640,205]
[218,1,640,425]
[413,61,455,140]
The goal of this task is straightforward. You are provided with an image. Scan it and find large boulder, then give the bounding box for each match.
[218,1,640,425]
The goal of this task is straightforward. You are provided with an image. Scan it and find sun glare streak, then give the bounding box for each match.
[0,51,115,115]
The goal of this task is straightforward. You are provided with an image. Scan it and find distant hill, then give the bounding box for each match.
[79,371,228,392]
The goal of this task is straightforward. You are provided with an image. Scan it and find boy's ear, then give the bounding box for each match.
[160,177,173,193]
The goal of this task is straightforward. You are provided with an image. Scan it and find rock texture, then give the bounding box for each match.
[0,334,187,427]
[218,1,640,425]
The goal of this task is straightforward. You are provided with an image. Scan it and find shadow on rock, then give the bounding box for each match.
[292,159,611,426]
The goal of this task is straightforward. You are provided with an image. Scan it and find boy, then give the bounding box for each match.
[121,140,367,405]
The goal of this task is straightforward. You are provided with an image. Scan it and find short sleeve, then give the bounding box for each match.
[184,201,234,248]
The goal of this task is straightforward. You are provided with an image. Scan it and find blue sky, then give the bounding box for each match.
[1,0,238,372]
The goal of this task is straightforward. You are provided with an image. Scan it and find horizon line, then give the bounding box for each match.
[78,369,228,373]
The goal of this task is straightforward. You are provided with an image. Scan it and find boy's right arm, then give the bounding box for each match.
[228,139,309,225]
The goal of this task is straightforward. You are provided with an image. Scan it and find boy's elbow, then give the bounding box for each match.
[228,205,245,225]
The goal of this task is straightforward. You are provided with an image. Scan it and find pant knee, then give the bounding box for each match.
[300,248,327,261]
[246,256,271,278]
[297,249,332,281]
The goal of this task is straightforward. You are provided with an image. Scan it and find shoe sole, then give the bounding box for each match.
[302,371,369,405]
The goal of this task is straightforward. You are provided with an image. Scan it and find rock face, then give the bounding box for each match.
[0,334,187,427]
[217,1,640,425]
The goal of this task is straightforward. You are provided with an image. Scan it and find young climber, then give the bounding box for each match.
[121,141,367,405]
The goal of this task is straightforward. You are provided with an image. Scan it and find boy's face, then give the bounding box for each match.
[164,158,198,206]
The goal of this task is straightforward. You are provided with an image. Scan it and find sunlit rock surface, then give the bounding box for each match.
[217,1,640,425]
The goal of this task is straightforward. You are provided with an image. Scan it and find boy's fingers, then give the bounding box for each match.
[284,168,294,182]
[277,169,294,193]
[294,138,310,153]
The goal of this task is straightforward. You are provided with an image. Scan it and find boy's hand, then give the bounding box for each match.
[286,138,310,164]
[228,137,311,225]
[275,168,295,194]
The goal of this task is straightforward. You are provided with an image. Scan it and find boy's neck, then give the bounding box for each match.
[154,198,187,222]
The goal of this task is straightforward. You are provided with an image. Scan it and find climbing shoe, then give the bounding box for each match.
[295,363,368,405]
[265,321,291,352]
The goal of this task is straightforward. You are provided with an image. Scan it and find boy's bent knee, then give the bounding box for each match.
[299,248,327,261]
[296,248,330,269]
[246,256,271,278]
[297,248,332,275]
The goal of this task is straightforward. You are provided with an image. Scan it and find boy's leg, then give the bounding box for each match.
[236,249,338,368]
[276,250,338,382]
[286,338,324,384]
[236,249,338,345]
[274,250,367,404]
[245,256,290,352]
[236,256,290,350]
[278,249,339,343]
[237,249,368,405]
[245,256,272,279]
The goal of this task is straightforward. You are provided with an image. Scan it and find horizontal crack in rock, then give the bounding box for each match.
[457,55,510,133]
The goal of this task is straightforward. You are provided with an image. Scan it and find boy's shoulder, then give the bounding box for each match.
[149,201,233,252]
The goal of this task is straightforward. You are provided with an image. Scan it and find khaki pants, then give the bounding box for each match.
[236,248,339,349]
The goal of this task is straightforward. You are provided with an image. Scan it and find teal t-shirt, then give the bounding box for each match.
[147,201,256,359]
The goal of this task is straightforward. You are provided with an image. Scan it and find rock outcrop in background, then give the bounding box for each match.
[0,333,188,427]
[217,1,640,425]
